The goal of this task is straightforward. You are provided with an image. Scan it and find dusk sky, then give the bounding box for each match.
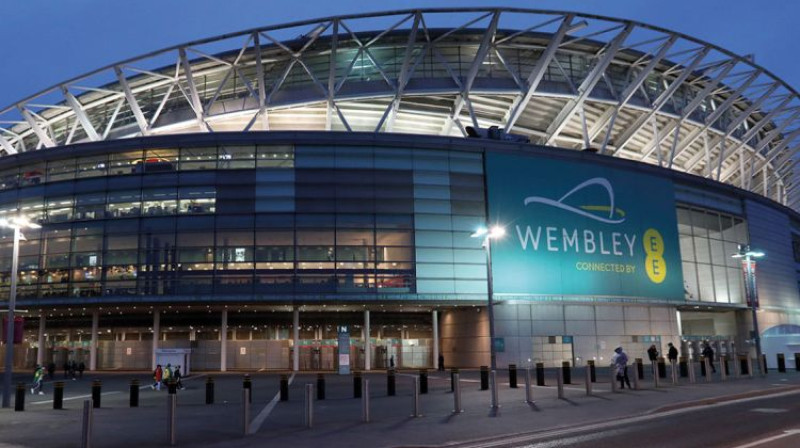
[0,0,797,109]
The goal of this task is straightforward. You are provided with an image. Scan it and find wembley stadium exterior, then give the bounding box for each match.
[1,8,800,372]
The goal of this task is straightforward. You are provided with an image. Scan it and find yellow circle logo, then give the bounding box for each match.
[643,228,666,284]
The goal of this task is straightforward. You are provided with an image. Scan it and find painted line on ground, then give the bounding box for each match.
[727,429,800,448]
[249,372,295,434]
[31,391,121,405]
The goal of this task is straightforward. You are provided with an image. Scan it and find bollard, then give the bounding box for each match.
[304,384,313,428]
[670,360,678,385]
[740,356,750,376]
[129,379,139,408]
[411,376,421,417]
[91,380,101,408]
[585,366,592,396]
[795,353,800,372]
[419,369,428,394]
[509,364,518,388]
[242,388,251,436]
[167,393,177,446]
[657,357,667,379]
[778,353,786,373]
[205,377,215,404]
[610,364,618,393]
[635,358,644,380]
[720,357,727,382]
[479,366,489,390]
[490,370,499,409]
[317,374,326,400]
[279,374,289,401]
[14,383,25,411]
[556,367,565,399]
[704,358,712,382]
[652,362,660,388]
[54,381,65,410]
[81,400,93,448]
[536,362,545,386]
[562,361,571,384]
[679,356,688,378]
[747,357,754,378]
[243,374,252,403]
[524,368,533,404]
[387,369,396,396]
[168,380,177,395]
[452,372,463,413]
[450,368,458,393]
[588,360,596,382]
[688,360,697,383]
[362,379,370,422]
[353,371,362,398]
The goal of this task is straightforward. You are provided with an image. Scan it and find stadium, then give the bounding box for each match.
[1,8,799,373]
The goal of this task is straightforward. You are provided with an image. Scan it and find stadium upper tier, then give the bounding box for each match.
[1,8,799,209]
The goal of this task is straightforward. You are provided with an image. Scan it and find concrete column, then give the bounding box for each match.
[89,311,99,371]
[36,315,46,366]
[364,310,371,371]
[432,310,439,370]
[151,309,160,370]
[220,309,228,372]
[293,309,300,372]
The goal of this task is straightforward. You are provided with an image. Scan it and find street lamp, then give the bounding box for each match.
[732,244,765,375]
[471,225,505,409]
[1,216,40,408]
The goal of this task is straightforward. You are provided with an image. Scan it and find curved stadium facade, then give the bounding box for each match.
[2,8,800,372]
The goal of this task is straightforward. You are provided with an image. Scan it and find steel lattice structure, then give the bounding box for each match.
[1,8,799,208]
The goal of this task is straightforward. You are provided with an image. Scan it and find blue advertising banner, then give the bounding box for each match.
[486,153,683,300]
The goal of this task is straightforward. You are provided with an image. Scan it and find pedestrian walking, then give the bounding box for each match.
[667,343,678,363]
[174,365,185,390]
[163,363,173,386]
[152,364,163,390]
[31,365,45,395]
[63,361,70,379]
[46,362,56,380]
[438,353,445,372]
[70,360,77,380]
[611,347,631,389]
[702,343,716,373]
[647,344,659,376]
[78,362,85,378]
[389,355,395,369]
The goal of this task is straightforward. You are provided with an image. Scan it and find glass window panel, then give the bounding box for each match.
[719,215,736,241]
[690,210,707,236]
[297,261,335,270]
[697,264,714,301]
[377,261,413,270]
[713,265,729,303]
[180,146,217,170]
[178,198,215,214]
[693,236,711,264]
[724,242,740,267]
[141,218,175,233]
[218,145,255,169]
[72,252,101,267]
[376,230,412,246]
[377,246,413,262]
[177,248,215,263]
[297,247,335,262]
[336,246,373,262]
[177,232,214,246]
[733,218,749,244]
[216,230,254,246]
[47,159,76,182]
[709,239,726,265]
[107,234,138,250]
[0,168,19,190]
[72,235,103,252]
[707,213,723,240]
[257,145,294,168]
[20,164,45,186]
[256,230,293,245]
[295,214,335,228]
[337,229,374,246]
[376,214,413,229]
[109,151,144,175]
[44,255,70,268]
[297,230,334,245]
[376,273,412,290]
[140,232,176,249]
[254,247,293,262]
[216,247,254,263]
[76,156,108,178]
[104,250,138,265]
[728,267,744,304]
[255,214,294,228]
[177,216,214,229]
[337,273,375,290]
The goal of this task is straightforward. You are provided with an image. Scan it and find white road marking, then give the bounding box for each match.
[726,429,800,448]
[31,391,121,405]
[248,372,295,434]
[750,408,788,413]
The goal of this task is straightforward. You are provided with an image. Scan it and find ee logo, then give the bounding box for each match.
[643,229,666,284]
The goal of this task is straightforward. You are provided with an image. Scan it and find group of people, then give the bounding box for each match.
[612,342,715,388]
[30,359,87,395]
[63,360,85,380]
[151,363,184,391]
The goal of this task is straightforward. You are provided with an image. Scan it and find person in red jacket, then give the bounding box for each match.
[151,364,163,390]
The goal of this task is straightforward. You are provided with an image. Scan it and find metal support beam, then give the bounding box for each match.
[178,48,210,132]
[545,23,634,145]
[61,87,100,141]
[18,107,55,148]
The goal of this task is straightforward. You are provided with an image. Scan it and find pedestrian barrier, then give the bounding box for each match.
[720,357,727,382]
[657,357,667,379]
[317,374,326,400]
[452,372,463,413]
[450,368,458,393]
[419,369,428,394]
[585,367,592,396]
[509,364,518,388]
[556,367,564,399]
[91,379,102,408]
[490,370,498,409]
[205,377,215,404]
[387,369,396,396]
[81,399,93,448]
[479,366,489,390]
[353,371,362,398]
[704,358,712,382]
[652,361,660,388]
[362,379,370,422]
[54,381,64,409]
[129,379,139,407]
[688,360,697,383]
[670,360,678,385]
[15,382,24,411]
[562,361,571,384]
[411,376,421,417]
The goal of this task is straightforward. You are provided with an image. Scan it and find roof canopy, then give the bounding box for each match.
[1,8,798,209]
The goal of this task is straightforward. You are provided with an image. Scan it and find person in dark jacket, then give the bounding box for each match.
[46,362,56,380]
[78,362,85,378]
[667,343,679,363]
[647,344,659,377]
[702,343,716,373]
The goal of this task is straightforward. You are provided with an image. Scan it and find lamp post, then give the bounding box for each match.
[732,244,765,375]
[472,225,505,409]
[1,216,40,408]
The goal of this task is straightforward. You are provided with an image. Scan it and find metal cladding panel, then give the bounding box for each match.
[745,200,800,309]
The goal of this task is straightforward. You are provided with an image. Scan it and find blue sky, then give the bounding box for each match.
[0,0,797,109]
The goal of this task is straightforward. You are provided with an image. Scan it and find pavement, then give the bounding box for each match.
[0,364,799,448]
